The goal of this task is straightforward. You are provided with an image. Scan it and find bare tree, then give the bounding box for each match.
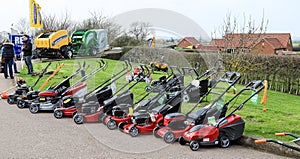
[78,11,121,44]
[215,12,268,54]
[128,21,152,41]
[212,12,268,75]
[42,11,77,32]
[14,18,31,34]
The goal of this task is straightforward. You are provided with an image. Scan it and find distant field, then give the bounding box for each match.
[17,58,299,143]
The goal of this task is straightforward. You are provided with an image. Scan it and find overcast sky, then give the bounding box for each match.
[1,0,299,39]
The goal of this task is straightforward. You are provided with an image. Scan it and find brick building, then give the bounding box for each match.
[177,37,201,49]
[210,33,293,55]
[178,37,219,51]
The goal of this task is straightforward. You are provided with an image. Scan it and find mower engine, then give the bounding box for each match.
[81,101,100,114]
[131,110,152,126]
[111,104,132,118]
[26,90,41,100]
[102,91,134,115]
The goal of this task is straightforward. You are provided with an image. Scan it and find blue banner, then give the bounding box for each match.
[10,35,32,59]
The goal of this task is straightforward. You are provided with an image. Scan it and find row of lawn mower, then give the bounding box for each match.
[7,59,106,114]
[6,59,298,153]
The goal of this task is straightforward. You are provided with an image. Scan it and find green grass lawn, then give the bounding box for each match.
[17,58,300,143]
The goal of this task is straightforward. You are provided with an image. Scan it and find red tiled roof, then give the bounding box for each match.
[264,38,284,49]
[180,37,201,47]
[210,39,224,47]
[197,45,219,50]
[211,33,291,49]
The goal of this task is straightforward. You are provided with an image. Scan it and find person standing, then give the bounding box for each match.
[22,34,34,74]
[1,39,15,79]
[13,61,20,73]
[0,41,19,74]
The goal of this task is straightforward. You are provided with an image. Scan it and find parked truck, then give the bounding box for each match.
[34,30,73,59]
[71,29,108,56]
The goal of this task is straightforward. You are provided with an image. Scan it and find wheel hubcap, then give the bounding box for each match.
[30,105,38,112]
[191,141,199,150]
[75,115,83,123]
[165,132,174,143]
[130,127,138,136]
[18,100,25,108]
[8,98,13,104]
[221,137,230,147]
[107,120,116,129]
[55,110,63,118]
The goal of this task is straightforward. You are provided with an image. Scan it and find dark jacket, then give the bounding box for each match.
[1,43,15,61]
[22,40,32,56]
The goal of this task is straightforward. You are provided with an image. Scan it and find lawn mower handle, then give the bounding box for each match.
[169,66,182,75]
[275,132,300,139]
[216,80,265,127]
[181,67,199,78]
[192,66,218,81]
[275,132,286,136]
[255,139,300,152]
[226,80,264,106]
[32,62,52,89]
[134,69,177,106]
[186,71,241,115]
[219,72,241,83]
[250,80,264,91]
[113,70,143,95]
[168,65,174,75]
[254,139,267,144]
[144,74,185,111]
[68,60,107,93]
[85,60,131,99]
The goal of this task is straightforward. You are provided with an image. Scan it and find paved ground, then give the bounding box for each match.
[0,61,293,159]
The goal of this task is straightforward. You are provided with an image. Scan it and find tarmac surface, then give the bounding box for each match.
[0,61,294,159]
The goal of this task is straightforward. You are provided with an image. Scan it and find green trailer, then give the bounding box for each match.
[71,29,108,56]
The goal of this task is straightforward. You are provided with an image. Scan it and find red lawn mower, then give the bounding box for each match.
[118,90,183,137]
[154,71,241,143]
[178,80,265,151]
[28,60,98,114]
[255,132,300,152]
[73,64,183,125]
[103,67,187,130]
[72,60,136,124]
[55,60,131,120]
[104,67,207,130]
[131,65,152,83]
[118,70,216,137]
[53,60,107,119]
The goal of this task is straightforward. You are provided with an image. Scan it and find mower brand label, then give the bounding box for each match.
[64,98,71,104]
[203,138,210,142]
[52,35,68,46]
[56,86,67,94]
